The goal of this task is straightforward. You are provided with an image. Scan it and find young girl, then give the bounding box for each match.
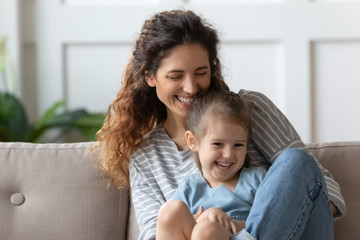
[156,90,267,240]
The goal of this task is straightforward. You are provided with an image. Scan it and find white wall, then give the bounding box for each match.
[0,0,21,94]
[3,0,360,143]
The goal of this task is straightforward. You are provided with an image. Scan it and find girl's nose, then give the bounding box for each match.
[223,147,234,159]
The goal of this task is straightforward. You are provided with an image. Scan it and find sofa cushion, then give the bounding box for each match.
[307,141,360,240]
[0,142,129,240]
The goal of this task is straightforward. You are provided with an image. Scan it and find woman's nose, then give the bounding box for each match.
[183,75,197,94]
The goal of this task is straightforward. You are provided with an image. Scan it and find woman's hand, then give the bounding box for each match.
[330,201,338,216]
[233,221,246,233]
[197,207,237,235]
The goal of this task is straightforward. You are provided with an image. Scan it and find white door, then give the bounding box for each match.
[21,0,360,143]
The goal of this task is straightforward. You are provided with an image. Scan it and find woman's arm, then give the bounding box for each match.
[130,161,162,240]
[239,89,346,218]
[129,126,199,239]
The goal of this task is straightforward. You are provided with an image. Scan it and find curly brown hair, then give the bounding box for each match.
[95,10,229,189]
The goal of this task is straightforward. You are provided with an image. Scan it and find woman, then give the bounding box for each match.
[96,10,345,240]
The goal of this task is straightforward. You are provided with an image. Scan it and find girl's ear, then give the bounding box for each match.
[145,71,156,87]
[185,130,198,152]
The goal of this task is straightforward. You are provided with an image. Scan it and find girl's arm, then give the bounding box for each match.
[239,89,346,218]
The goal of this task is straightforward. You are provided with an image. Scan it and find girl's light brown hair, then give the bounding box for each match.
[94,10,229,189]
[187,90,252,169]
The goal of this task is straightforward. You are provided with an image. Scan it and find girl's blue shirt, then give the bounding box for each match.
[172,166,267,221]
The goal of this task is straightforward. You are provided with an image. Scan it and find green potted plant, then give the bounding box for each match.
[0,36,105,142]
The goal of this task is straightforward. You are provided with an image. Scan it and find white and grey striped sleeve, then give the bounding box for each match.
[240,89,346,219]
[129,158,158,240]
[129,126,196,240]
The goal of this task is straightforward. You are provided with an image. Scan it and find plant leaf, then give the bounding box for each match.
[27,108,88,142]
[0,125,13,141]
[74,113,105,141]
[0,92,28,141]
[34,101,65,129]
[46,109,88,128]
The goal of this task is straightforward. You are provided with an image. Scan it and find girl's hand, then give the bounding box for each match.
[193,206,204,221]
[197,207,237,235]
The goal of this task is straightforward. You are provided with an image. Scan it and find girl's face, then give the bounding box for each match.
[186,116,248,190]
[146,43,211,124]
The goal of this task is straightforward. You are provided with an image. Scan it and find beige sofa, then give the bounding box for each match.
[0,141,359,240]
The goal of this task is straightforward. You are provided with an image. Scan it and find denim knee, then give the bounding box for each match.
[273,148,324,184]
[276,148,319,170]
[246,148,331,240]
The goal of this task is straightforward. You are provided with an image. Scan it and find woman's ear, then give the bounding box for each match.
[145,71,156,87]
[185,130,198,152]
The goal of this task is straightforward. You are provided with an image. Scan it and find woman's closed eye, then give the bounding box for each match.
[167,74,183,80]
[195,71,208,76]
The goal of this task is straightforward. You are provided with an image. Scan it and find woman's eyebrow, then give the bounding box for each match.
[167,66,209,74]
[168,70,184,73]
[168,66,209,73]
[195,66,209,71]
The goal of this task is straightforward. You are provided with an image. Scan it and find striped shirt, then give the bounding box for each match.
[129,89,346,240]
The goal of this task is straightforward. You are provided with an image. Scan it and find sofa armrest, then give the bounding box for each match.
[307,141,360,240]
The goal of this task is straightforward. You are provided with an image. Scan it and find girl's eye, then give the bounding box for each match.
[234,143,245,147]
[213,142,223,147]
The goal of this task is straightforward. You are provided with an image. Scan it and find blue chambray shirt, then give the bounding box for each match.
[172,167,267,221]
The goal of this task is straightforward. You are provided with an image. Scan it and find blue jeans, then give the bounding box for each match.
[235,148,334,240]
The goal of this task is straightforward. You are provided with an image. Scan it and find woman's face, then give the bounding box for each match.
[146,43,211,123]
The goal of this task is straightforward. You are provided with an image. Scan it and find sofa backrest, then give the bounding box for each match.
[0,142,129,240]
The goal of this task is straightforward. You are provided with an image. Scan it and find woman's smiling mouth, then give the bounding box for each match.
[176,96,194,104]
